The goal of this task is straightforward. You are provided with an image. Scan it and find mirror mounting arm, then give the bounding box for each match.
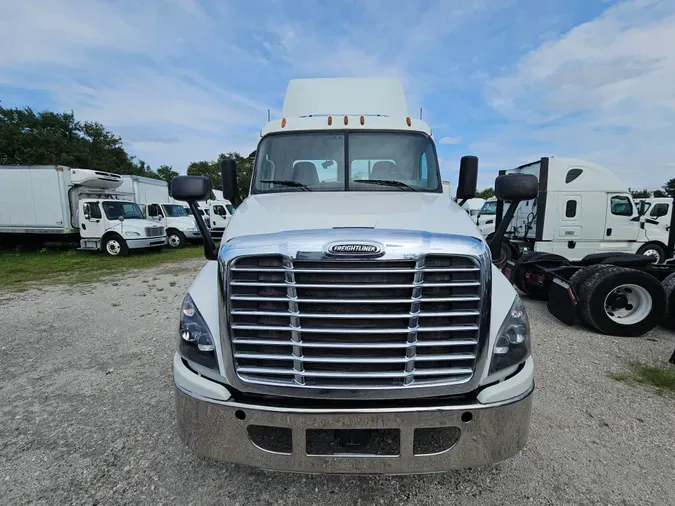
[189,201,218,260]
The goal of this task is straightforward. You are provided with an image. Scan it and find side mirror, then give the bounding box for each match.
[119,216,125,223]
[171,176,212,202]
[220,159,241,205]
[456,156,478,203]
[171,176,218,260]
[494,174,538,201]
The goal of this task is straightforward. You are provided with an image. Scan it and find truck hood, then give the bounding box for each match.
[166,216,197,229]
[224,192,483,241]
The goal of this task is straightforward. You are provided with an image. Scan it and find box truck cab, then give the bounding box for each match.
[167,78,538,474]
[143,202,201,248]
[206,199,235,239]
[503,157,671,263]
[78,199,167,255]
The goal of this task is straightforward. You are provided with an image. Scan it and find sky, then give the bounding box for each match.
[1,0,675,190]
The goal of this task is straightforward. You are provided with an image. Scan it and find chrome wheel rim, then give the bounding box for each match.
[604,284,652,325]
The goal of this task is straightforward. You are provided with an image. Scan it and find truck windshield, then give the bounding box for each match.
[102,201,145,220]
[480,201,497,215]
[251,132,441,194]
[163,204,188,217]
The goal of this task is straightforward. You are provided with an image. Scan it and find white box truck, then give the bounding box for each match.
[120,175,203,248]
[0,165,167,255]
[167,77,537,474]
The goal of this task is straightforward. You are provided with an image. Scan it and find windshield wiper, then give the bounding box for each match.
[260,180,310,191]
[354,179,417,191]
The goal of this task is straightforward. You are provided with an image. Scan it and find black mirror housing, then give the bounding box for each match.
[495,174,538,201]
[220,159,241,204]
[456,156,478,200]
[171,176,212,202]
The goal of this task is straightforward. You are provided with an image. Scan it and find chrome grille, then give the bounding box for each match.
[227,254,482,389]
[145,226,165,237]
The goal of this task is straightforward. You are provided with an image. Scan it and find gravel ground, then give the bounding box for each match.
[1,259,674,506]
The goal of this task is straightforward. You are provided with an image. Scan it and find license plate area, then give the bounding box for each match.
[306,429,400,456]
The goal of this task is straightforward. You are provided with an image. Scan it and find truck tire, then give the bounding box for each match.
[515,252,568,301]
[661,272,675,329]
[578,266,666,337]
[569,264,612,295]
[636,243,666,264]
[167,230,186,249]
[103,235,129,257]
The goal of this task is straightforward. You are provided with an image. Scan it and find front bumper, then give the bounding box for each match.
[175,363,533,474]
[184,230,202,239]
[127,237,167,249]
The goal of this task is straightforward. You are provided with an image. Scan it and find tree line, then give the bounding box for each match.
[0,105,252,198]
[2,105,672,201]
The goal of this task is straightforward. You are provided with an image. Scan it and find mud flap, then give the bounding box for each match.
[547,277,577,326]
[502,260,516,285]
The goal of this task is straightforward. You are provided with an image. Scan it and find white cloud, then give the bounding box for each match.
[483,0,675,188]
[439,136,463,145]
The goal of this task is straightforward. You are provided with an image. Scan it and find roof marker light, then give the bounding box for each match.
[281,118,287,128]
[344,115,349,126]
[328,116,332,126]
[360,115,365,125]
[406,117,412,127]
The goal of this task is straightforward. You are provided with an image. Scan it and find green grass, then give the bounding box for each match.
[0,246,205,290]
[610,362,675,394]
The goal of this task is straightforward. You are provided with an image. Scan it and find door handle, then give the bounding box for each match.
[606,228,612,236]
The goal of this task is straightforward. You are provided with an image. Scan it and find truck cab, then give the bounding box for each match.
[168,78,536,474]
[78,199,167,256]
[143,202,201,248]
[205,199,235,239]
[504,157,671,263]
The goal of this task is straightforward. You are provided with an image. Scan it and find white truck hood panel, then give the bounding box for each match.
[224,192,483,241]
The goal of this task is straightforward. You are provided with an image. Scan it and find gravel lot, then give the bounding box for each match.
[1,258,674,506]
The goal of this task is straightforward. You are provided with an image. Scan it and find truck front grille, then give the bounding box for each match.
[227,254,482,389]
[145,226,164,237]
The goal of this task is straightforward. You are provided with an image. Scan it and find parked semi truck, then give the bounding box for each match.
[498,157,672,263]
[169,77,537,474]
[120,175,202,248]
[635,197,672,232]
[0,165,166,255]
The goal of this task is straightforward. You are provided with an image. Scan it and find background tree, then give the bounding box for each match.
[187,152,253,200]
[0,105,155,177]
[156,165,179,193]
[662,178,675,198]
[630,189,652,199]
[476,188,495,199]
[653,189,666,198]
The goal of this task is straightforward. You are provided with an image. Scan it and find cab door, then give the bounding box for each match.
[147,203,167,228]
[79,201,105,239]
[604,194,639,241]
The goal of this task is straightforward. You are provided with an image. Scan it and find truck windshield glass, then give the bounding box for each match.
[163,205,188,217]
[252,132,441,194]
[480,201,497,215]
[102,201,145,220]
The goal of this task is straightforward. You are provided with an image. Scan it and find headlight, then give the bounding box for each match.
[489,296,531,374]
[187,227,199,233]
[124,231,141,237]
[179,294,217,370]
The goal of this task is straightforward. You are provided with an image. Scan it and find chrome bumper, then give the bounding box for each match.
[127,237,167,249]
[175,383,533,474]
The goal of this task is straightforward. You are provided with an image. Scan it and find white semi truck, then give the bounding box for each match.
[0,165,166,255]
[120,175,202,248]
[168,78,537,474]
[500,157,672,263]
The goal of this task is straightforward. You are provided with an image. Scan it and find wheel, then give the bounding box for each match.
[578,266,667,337]
[569,264,612,295]
[636,243,666,264]
[662,272,675,329]
[103,235,128,257]
[515,252,568,300]
[167,230,186,249]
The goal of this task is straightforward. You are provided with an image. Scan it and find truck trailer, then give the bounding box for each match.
[0,165,167,255]
[168,77,537,474]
